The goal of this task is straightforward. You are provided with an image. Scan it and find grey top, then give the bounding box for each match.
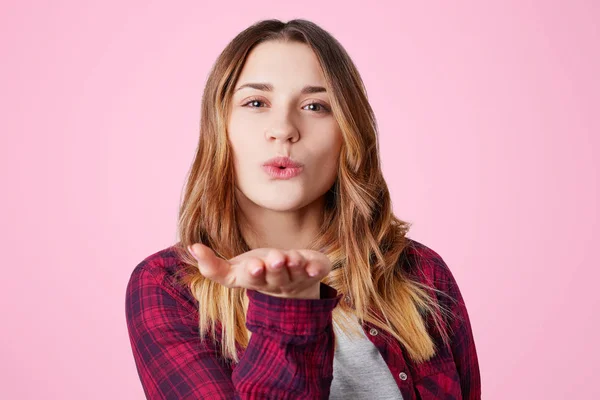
[329,312,404,400]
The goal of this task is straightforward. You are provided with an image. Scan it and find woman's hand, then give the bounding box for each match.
[187,244,332,299]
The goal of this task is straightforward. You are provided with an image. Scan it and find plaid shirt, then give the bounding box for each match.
[125,239,481,399]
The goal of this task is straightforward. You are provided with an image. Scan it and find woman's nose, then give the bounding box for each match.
[265,118,300,143]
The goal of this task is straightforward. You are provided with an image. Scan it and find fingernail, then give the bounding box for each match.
[187,245,198,260]
[252,266,263,276]
[308,270,318,277]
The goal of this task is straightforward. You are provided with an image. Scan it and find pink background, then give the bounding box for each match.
[1,1,598,399]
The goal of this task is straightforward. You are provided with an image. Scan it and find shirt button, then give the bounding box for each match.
[369,328,378,336]
[399,372,408,381]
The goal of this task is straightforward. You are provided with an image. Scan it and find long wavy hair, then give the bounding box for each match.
[173,18,453,364]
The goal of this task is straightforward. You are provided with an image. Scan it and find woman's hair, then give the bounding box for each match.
[173,18,453,364]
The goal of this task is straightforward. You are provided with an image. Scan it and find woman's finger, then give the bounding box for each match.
[241,257,266,289]
[263,249,291,290]
[285,249,304,268]
[188,243,233,285]
[301,250,330,279]
[286,250,309,283]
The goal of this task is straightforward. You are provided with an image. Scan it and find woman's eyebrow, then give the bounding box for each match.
[234,83,327,94]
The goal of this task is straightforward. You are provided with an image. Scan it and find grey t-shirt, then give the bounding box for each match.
[329,313,404,400]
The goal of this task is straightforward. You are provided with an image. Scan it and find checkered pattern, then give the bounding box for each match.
[125,239,481,399]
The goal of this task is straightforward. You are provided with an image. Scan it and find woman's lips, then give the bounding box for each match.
[262,165,303,179]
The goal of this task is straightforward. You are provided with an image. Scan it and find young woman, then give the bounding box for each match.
[126,19,481,400]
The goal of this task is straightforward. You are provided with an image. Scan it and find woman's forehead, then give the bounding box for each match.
[236,41,326,89]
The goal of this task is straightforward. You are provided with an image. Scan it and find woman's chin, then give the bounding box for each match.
[258,199,307,212]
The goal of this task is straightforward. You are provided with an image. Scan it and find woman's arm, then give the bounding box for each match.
[125,265,341,399]
[433,255,482,399]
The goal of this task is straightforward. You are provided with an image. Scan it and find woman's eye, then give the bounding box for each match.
[243,99,265,108]
[303,103,329,112]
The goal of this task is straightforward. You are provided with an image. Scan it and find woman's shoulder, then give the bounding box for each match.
[126,243,198,312]
[400,237,460,294]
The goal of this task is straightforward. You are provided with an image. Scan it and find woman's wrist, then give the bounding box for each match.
[257,282,321,299]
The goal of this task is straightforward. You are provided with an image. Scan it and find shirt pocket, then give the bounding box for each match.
[410,354,463,400]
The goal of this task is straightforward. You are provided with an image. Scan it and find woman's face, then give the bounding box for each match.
[227,40,343,212]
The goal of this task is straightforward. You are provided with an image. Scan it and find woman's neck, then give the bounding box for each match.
[235,192,325,250]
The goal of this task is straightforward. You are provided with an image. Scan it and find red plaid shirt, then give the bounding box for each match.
[125,239,481,399]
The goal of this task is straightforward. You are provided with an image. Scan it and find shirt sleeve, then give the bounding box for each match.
[433,256,482,400]
[125,265,341,400]
[235,285,341,399]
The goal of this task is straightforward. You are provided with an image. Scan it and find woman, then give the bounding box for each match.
[125,18,481,400]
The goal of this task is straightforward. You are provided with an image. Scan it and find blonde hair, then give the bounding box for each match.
[173,18,453,364]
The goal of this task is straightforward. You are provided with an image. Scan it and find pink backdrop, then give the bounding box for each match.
[1,1,598,399]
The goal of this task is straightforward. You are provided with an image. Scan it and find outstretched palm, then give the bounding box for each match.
[188,243,332,299]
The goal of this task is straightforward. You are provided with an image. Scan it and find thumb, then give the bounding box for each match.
[187,243,210,261]
[187,243,230,281]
